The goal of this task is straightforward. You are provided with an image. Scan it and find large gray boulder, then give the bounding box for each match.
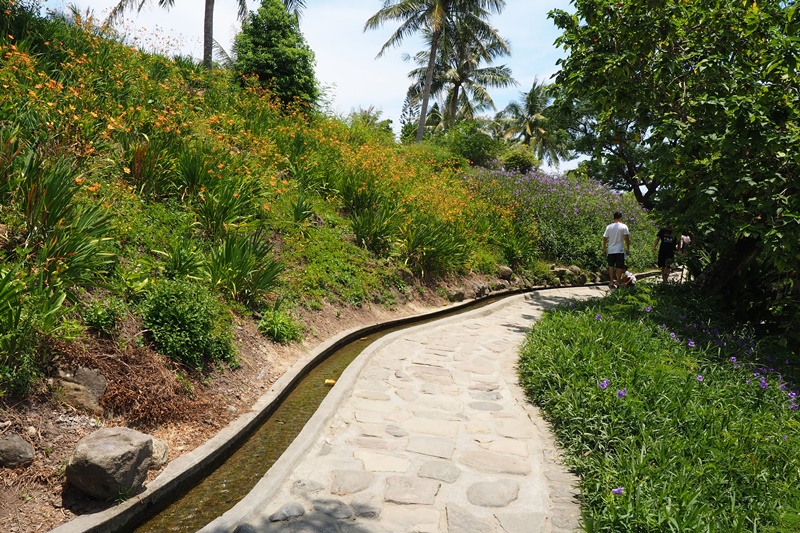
[66,427,153,500]
[0,433,35,468]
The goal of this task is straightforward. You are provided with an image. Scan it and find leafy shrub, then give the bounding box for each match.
[435,121,503,168]
[141,280,235,370]
[83,297,125,335]
[501,145,539,174]
[257,307,303,344]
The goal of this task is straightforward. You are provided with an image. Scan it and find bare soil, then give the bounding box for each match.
[0,275,498,533]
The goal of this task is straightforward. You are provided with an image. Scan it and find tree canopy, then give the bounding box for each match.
[233,0,318,106]
[551,0,800,328]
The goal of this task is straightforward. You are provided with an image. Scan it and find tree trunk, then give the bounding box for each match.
[416,30,440,143]
[447,84,460,130]
[203,0,215,69]
[695,236,761,294]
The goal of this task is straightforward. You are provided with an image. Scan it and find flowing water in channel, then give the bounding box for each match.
[132,294,511,532]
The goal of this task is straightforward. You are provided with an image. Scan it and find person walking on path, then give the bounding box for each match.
[653,225,677,282]
[603,212,630,288]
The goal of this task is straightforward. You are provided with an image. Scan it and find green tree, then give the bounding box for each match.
[365,0,506,143]
[499,79,570,168]
[406,21,515,129]
[550,0,800,325]
[233,0,318,105]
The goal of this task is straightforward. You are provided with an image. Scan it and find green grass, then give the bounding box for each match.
[519,283,800,532]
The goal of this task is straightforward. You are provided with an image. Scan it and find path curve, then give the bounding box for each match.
[203,286,607,533]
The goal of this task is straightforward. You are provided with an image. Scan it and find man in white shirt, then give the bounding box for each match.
[602,212,630,288]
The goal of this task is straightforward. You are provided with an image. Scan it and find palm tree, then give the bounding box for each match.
[106,0,304,69]
[499,79,569,167]
[406,21,515,129]
[365,0,506,142]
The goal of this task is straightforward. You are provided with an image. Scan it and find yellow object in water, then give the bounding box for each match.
[324,379,336,386]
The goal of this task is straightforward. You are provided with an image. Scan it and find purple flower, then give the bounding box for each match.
[599,379,610,390]
[730,357,737,363]
[687,339,695,348]
[596,314,602,321]
[611,487,624,495]
[697,375,703,382]
[645,306,652,313]
[661,323,668,329]
[617,388,627,398]
[670,332,676,339]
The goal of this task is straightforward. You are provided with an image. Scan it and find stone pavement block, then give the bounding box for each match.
[404,417,459,438]
[353,450,410,473]
[466,479,519,507]
[381,504,441,533]
[494,512,551,533]
[459,449,532,475]
[384,475,440,505]
[407,435,455,459]
[446,503,493,533]
[330,470,374,496]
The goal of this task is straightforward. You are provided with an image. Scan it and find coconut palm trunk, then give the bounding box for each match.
[416,29,441,142]
[203,0,215,68]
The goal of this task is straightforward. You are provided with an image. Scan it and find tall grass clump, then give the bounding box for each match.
[466,167,657,272]
[519,283,800,531]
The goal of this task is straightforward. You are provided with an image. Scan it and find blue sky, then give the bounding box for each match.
[42,1,574,139]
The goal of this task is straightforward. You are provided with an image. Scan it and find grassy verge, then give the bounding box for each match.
[519,282,800,532]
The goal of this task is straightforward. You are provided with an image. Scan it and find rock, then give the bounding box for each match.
[150,438,169,469]
[552,268,569,280]
[418,460,460,483]
[313,498,353,519]
[447,288,465,302]
[330,469,373,495]
[497,265,513,280]
[568,265,582,274]
[268,502,306,521]
[0,433,35,468]
[467,479,520,507]
[66,427,153,500]
[57,367,107,415]
[491,280,508,291]
[471,283,489,298]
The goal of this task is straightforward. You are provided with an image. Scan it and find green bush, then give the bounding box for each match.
[83,297,125,336]
[519,284,800,531]
[257,308,303,344]
[501,145,539,174]
[435,121,503,168]
[142,280,235,370]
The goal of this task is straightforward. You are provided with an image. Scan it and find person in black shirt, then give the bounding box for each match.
[652,225,677,282]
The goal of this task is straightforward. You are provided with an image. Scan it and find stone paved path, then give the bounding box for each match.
[202,286,607,533]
